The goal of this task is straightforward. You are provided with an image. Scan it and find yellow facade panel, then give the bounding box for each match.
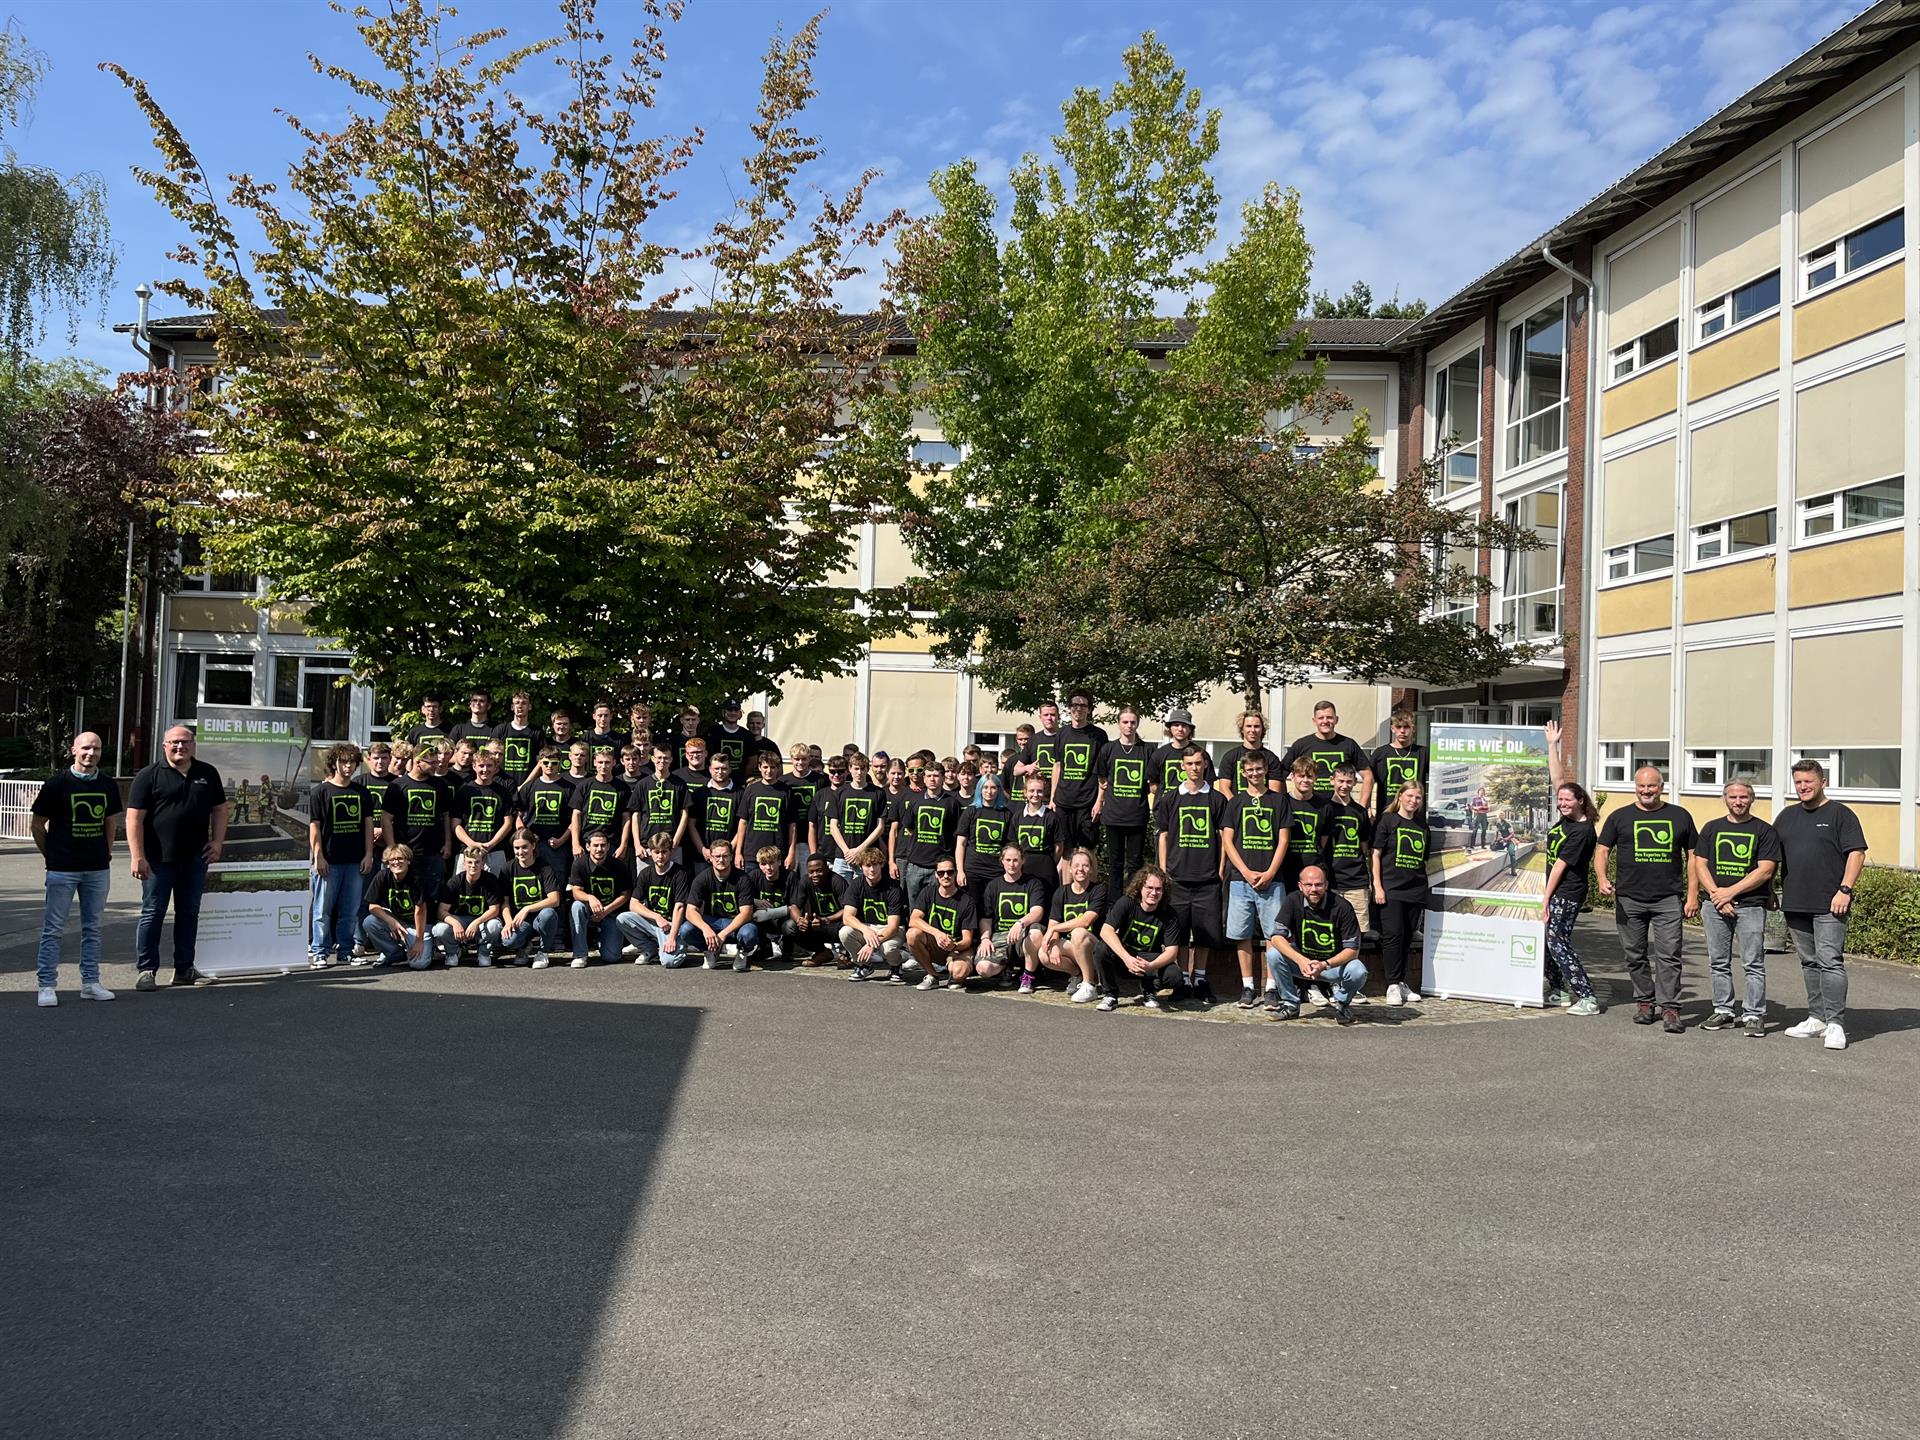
[168,598,257,633]
[1682,556,1776,623]
[1786,530,1903,607]
[1594,576,1674,636]
[1791,628,1901,747]
[1687,315,1779,402]
[266,602,310,636]
[867,669,958,756]
[1595,653,1672,740]
[1600,363,1679,437]
[1791,260,1904,361]
[869,622,943,655]
[767,674,857,751]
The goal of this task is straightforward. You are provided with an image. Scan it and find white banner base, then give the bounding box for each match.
[194,862,312,978]
[1421,906,1544,1008]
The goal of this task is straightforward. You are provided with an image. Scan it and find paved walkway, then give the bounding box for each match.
[4,844,1918,1439]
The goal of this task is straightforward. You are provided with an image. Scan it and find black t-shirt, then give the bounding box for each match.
[895,791,962,868]
[1373,812,1430,901]
[366,865,426,918]
[689,867,751,922]
[310,780,373,865]
[1324,800,1374,889]
[520,778,575,841]
[748,865,791,908]
[440,870,504,920]
[1695,816,1782,908]
[1095,739,1153,828]
[983,875,1048,934]
[1597,802,1697,902]
[916,888,980,943]
[1010,806,1060,871]
[1544,818,1595,907]
[381,775,446,852]
[505,861,558,913]
[33,768,126,871]
[960,805,1011,879]
[1217,745,1283,798]
[1154,786,1226,886]
[843,874,906,927]
[1772,801,1868,913]
[1369,744,1430,813]
[632,861,689,919]
[1049,881,1108,927]
[1279,793,1330,887]
[449,719,500,748]
[742,780,794,856]
[1281,732,1370,797]
[633,776,687,842]
[453,780,515,845]
[673,766,711,830]
[697,784,743,848]
[569,854,633,905]
[703,726,752,773]
[797,870,847,920]
[1149,743,1213,797]
[1029,731,1067,793]
[127,759,226,865]
[1275,891,1362,960]
[1103,894,1184,957]
[824,783,887,857]
[1224,789,1285,879]
[583,729,628,764]
[405,723,451,750]
[784,773,823,839]
[361,772,397,832]
[1053,723,1109,809]
[497,724,544,784]
[573,779,628,840]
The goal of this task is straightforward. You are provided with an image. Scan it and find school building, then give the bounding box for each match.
[128,0,1920,861]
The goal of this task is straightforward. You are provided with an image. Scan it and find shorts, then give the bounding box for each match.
[1225,878,1285,942]
[1169,880,1225,949]
[1055,805,1100,852]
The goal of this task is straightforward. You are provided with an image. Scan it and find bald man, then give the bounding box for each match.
[30,732,124,1007]
[126,724,229,990]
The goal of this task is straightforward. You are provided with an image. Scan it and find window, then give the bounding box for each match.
[1798,478,1904,540]
[176,533,252,596]
[1608,318,1679,382]
[1690,509,1775,565]
[1802,211,1904,294]
[273,655,354,742]
[1603,534,1674,583]
[1685,748,1772,791]
[173,651,254,717]
[1499,486,1563,641]
[1505,299,1567,468]
[1430,539,1476,621]
[1696,270,1780,342]
[1430,350,1481,497]
[1599,740,1670,786]
[1294,442,1383,471]
[1793,748,1900,792]
[909,439,962,468]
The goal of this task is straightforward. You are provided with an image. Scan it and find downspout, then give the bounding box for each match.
[1540,238,1595,779]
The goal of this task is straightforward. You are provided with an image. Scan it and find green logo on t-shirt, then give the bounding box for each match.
[69,791,107,837]
[406,788,436,825]
[1294,812,1320,847]
[1384,755,1419,789]
[1126,919,1160,951]
[1239,805,1275,847]
[590,874,617,901]
[331,791,364,830]
[1546,827,1565,863]
[860,896,889,923]
[586,791,617,825]
[1177,807,1212,846]
[1061,898,1090,921]
[511,874,543,906]
[705,796,734,833]
[914,805,945,844]
[1394,827,1426,868]
[646,788,674,823]
[753,796,784,829]
[1299,915,1336,958]
[996,890,1028,927]
[1063,743,1091,781]
[1016,821,1045,849]
[533,790,561,822]
[646,883,672,913]
[1112,758,1144,797]
[928,900,959,936]
[504,736,531,769]
[1714,832,1754,875]
[1332,816,1361,858]
[1632,818,1674,862]
[465,795,497,831]
[705,884,740,917]
[1310,751,1342,787]
[973,816,1004,848]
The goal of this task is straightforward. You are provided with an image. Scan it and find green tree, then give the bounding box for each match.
[1485,760,1552,834]
[1308,279,1427,321]
[0,24,115,374]
[108,0,906,710]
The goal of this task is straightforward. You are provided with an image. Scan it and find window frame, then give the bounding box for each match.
[1601,533,1676,586]
[1799,209,1905,298]
[175,534,257,598]
[1688,508,1777,569]
[1429,347,1483,499]
[1681,747,1773,795]
[1599,740,1670,787]
[1496,482,1565,643]
[1794,476,1906,546]
[1694,269,1782,346]
[1607,317,1680,385]
[1503,298,1569,472]
[1791,747,1901,799]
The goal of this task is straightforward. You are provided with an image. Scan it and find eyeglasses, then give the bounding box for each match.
[934,868,955,877]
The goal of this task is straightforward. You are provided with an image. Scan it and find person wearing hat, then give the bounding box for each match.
[1149,707,1213,806]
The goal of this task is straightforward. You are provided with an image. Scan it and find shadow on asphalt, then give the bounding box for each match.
[3,981,701,1439]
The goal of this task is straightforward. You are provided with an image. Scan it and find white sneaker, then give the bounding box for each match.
[37,986,57,1007]
[531,956,550,969]
[916,974,937,991]
[80,981,115,1001]
[569,957,588,968]
[768,940,785,961]
[1405,986,1423,1003]
[1068,981,1097,1004]
[1784,1016,1828,1039]
[1823,1022,1848,1051]
[620,944,640,960]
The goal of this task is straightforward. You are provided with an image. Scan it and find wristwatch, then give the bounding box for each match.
[1839,885,1854,896]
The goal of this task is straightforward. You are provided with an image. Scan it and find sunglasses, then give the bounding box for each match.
[934,867,955,877]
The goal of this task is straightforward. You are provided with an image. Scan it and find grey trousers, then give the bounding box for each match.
[1615,893,1684,1006]
[1786,911,1848,1024]
[1701,904,1767,1018]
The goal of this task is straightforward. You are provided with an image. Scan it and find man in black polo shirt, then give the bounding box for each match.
[1594,765,1699,1032]
[1774,759,1868,1052]
[1281,699,1373,805]
[31,731,125,1006]
[1092,706,1152,889]
[126,724,229,989]
[1051,690,1109,870]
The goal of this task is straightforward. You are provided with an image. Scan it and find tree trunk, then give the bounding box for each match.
[1238,656,1262,714]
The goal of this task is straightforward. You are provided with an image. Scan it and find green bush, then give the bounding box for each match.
[0,737,48,771]
[1844,865,1920,963]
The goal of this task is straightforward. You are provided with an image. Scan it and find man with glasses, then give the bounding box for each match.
[126,725,229,990]
[906,860,980,991]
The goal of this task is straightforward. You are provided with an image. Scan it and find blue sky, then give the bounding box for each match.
[8,0,1859,372]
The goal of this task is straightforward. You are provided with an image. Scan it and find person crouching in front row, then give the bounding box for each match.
[1266,864,1368,1025]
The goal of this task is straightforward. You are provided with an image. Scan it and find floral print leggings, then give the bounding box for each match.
[1544,894,1594,1000]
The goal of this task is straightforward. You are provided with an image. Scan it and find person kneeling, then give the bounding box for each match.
[972,844,1047,992]
[487,830,563,967]
[567,831,633,969]
[1093,866,1186,1012]
[1266,865,1367,1025]
[839,847,909,982]
[683,840,757,972]
[615,832,688,966]
[361,844,437,969]
[1025,847,1105,1000]
[906,860,979,992]
[439,845,504,967]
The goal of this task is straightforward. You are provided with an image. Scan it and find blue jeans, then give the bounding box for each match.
[677,920,759,959]
[485,908,561,957]
[360,914,437,967]
[1266,951,1368,1007]
[38,868,111,986]
[1701,903,1767,1017]
[568,900,626,963]
[1225,878,1284,942]
[135,856,209,977]
[614,910,677,962]
[310,863,367,961]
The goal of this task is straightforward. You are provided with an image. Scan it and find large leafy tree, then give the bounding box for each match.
[0,24,115,373]
[108,0,906,709]
[890,33,1531,712]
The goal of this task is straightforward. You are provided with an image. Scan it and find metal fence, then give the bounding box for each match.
[0,778,40,840]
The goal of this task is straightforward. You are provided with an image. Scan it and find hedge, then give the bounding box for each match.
[1843,865,1920,964]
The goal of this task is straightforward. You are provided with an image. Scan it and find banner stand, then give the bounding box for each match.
[194,862,313,979]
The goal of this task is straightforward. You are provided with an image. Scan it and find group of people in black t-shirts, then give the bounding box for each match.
[301,688,1436,1023]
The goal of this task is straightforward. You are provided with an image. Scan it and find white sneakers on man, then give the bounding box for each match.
[81,982,115,1001]
[1784,1017,1828,1039]
[1823,1022,1848,1050]
[37,986,56,1007]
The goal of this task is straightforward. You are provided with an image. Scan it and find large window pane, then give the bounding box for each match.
[304,669,352,741]
[1843,477,1904,528]
[1506,301,1567,467]
[172,654,201,719]
[203,661,254,707]
[1845,211,1903,271]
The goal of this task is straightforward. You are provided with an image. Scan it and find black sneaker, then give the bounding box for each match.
[1096,995,1118,1012]
[1739,1014,1765,1037]
[1267,1003,1299,1021]
[1194,978,1216,1007]
[1261,987,1280,1009]
[1334,1003,1356,1027]
[1632,1002,1658,1025]
[170,970,200,988]
[1700,1009,1734,1030]
[848,965,871,982]
[1236,987,1259,1009]
[1662,1007,1685,1034]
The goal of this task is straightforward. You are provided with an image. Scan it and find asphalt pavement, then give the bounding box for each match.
[4,844,1918,1439]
